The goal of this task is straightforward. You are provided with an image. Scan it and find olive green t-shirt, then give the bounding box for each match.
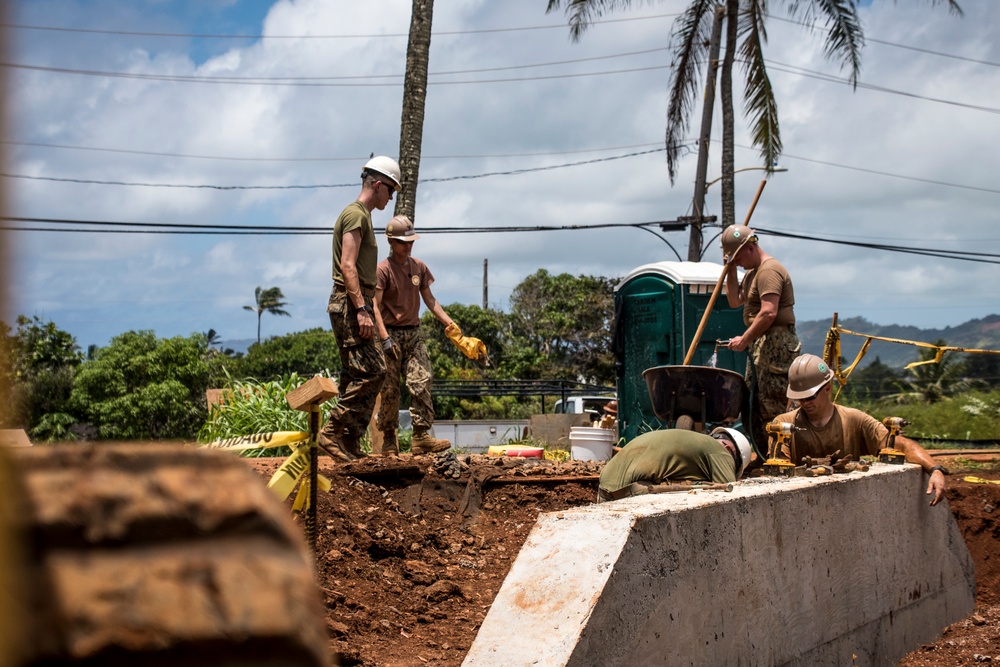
[772,405,886,463]
[741,258,795,327]
[598,429,737,493]
[332,201,379,291]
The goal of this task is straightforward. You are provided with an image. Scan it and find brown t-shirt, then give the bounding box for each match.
[377,256,433,327]
[741,258,795,327]
[772,405,887,463]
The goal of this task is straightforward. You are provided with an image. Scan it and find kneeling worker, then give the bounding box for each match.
[597,427,751,502]
[770,353,946,506]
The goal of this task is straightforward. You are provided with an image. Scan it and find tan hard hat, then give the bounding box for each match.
[363,156,402,192]
[786,354,834,399]
[720,224,757,262]
[385,215,420,241]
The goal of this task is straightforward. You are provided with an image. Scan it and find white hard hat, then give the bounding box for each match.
[362,156,402,192]
[786,354,834,399]
[712,427,752,478]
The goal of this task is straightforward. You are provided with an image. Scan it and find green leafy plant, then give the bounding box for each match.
[198,372,341,457]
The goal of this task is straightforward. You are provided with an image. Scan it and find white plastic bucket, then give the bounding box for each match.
[569,427,615,462]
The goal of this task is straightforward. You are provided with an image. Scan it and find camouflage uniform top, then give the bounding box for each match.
[740,258,795,327]
[772,405,885,464]
[599,430,737,493]
[332,201,379,291]
[377,256,434,327]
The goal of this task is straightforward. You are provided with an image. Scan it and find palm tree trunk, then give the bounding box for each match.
[396,0,434,221]
[720,0,738,228]
[257,313,262,345]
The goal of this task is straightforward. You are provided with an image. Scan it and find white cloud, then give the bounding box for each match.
[5,0,999,348]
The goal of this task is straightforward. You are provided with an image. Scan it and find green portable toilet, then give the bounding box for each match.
[613,261,746,443]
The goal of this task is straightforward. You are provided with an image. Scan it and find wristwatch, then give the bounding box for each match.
[928,465,948,476]
[357,305,374,316]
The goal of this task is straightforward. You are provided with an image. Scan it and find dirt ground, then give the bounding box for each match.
[244,452,1000,667]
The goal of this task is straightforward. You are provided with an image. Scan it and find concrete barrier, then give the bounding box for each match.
[463,463,974,667]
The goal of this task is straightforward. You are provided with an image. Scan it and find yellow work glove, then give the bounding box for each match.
[445,323,488,363]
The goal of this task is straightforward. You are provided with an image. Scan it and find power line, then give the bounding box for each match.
[0,13,681,40]
[767,13,1000,69]
[2,139,664,163]
[766,59,1000,115]
[5,216,998,266]
[8,139,997,198]
[0,146,672,190]
[2,60,672,87]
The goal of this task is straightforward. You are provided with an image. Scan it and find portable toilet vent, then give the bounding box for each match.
[613,261,746,443]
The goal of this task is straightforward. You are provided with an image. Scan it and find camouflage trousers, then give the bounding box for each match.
[326,290,387,446]
[377,327,434,433]
[746,325,801,453]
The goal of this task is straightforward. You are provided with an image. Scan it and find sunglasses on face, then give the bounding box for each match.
[799,389,822,403]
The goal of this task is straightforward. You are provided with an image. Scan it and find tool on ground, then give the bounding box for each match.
[445,322,490,367]
[681,178,769,366]
[964,476,1000,486]
[879,417,909,464]
[762,421,801,476]
[648,482,734,494]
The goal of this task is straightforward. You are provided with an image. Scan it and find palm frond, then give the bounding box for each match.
[665,0,718,183]
[739,2,781,169]
[546,0,649,41]
[785,0,864,86]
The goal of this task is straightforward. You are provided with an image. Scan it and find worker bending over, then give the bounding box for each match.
[597,427,751,502]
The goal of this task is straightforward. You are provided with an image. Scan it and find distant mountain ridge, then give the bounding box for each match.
[795,314,1000,370]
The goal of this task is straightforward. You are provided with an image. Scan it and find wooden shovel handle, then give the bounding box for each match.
[682,178,768,366]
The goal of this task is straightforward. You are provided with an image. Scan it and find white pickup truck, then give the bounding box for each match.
[552,395,615,423]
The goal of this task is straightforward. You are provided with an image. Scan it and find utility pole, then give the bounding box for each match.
[482,259,488,309]
[687,6,725,262]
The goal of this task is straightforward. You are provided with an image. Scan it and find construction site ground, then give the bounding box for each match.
[244,451,1000,667]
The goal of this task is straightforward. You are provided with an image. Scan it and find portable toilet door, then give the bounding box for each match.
[613,261,746,443]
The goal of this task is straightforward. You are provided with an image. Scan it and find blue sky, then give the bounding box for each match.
[4,0,998,350]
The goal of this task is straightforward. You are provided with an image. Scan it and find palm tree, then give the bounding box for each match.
[396,0,434,222]
[546,0,961,227]
[883,339,970,405]
[243,286,291,346]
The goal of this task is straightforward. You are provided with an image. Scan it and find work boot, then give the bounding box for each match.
[380,431,399,456]
[317,421,355,463]
[411,428,450,455]
[342,434,367,460]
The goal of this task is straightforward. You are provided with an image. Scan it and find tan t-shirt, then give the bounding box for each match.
[332,201,379,291]
[741,258,795,327]
[377,256,433,327]
[772,405,887,463]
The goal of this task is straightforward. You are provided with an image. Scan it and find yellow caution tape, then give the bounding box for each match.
[963,476,1000,486]
[202,430,310,452]
[267,442,332,502]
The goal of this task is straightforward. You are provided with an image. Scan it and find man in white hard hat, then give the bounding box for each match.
[721,224,801,457]
[373,215,459,456]
[597,427,751,502]
[320,156,402,462]
[770,353,946,505]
